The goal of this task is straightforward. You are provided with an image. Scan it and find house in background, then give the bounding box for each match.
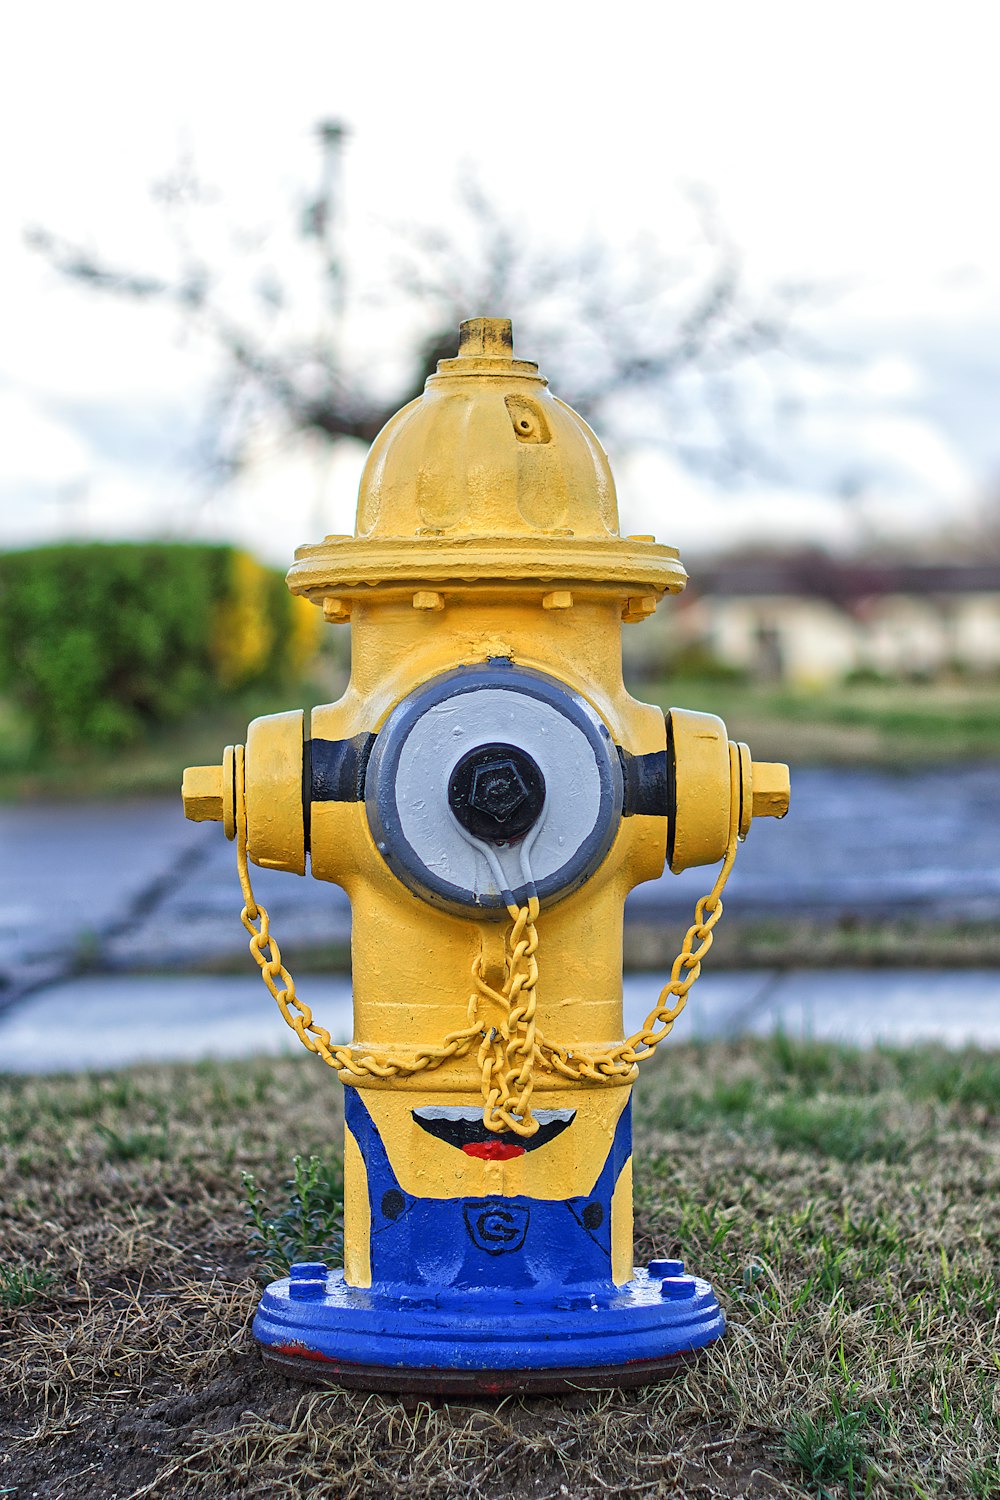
[635,555,1000,687]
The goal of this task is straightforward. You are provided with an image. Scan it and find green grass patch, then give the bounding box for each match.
[623,912,1000,973]
[783,1401,873,1498]
[640,673,1000,764]
[0,1260,53,1309]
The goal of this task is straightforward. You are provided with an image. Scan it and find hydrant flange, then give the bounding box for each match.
[254,1267,724,1395]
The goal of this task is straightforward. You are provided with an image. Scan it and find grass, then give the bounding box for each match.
[641,673,1000,765]
[0,1039,998,1497]
[623,912,1000,971]
[783,1402,871,1499]
[0,1261,53,1310]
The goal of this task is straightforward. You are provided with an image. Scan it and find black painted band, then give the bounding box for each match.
[618,744,669,818]
[310,733,376,803]
[302,733,312,852]
[308,727,675,833]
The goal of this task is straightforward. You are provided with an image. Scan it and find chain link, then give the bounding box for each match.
[232,742,740,1136]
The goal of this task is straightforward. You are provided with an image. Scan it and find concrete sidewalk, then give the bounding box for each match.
[1,968,997,1074]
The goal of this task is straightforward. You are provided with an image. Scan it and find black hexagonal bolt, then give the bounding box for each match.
[448,743,545,844]
[470,760,529,821]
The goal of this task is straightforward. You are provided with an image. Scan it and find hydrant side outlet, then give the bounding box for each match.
[182,318,790,1394]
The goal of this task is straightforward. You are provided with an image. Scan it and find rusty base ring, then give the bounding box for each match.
[260,1341,715,1396]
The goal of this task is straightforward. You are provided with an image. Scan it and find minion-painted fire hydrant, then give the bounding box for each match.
[182,319,789,1394]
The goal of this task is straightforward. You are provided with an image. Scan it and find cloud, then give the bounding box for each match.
[0,389,92,489]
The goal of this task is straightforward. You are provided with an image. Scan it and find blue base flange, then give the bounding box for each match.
[253,1259,725,1394]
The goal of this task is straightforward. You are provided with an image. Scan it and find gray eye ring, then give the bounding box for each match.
[364,663,623,915]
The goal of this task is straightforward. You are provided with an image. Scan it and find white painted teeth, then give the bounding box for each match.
[414,1106,575,1124]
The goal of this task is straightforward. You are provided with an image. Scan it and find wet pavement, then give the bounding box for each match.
[632,762,1000,922]
[2,764,998,1067]
[0,798,347,997]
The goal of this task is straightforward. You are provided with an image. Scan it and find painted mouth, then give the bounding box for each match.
[412,1106,576,1159]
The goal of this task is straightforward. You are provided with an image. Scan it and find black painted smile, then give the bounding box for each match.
[412,1106,576,1159]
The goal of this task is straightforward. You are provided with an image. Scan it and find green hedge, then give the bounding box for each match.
[0,542,320,752]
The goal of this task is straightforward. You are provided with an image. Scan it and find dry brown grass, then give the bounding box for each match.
[1,1038,998,1498]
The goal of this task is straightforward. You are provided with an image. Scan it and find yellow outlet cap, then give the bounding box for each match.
[752,762,791,819]
[181,764,224,822]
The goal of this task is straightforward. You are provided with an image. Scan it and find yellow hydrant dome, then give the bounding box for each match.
[286,318,687,601]
[356,316,618,541]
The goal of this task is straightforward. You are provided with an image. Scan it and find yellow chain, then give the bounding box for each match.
[233,743,739,1137]
[530,747,740,1085]
[234,747,482,1085]
[468,744,740,1106]
[472,897,541,1136]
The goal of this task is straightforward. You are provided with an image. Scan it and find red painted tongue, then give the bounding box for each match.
[462,1141,525,1161]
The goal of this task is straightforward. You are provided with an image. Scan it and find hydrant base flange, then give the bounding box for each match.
[252,1266,725,1394]
[259,1344,708,1396]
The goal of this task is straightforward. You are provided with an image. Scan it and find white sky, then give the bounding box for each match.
[2,0,999,563]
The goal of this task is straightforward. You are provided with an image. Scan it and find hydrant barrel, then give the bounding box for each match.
[182,317,790,1394]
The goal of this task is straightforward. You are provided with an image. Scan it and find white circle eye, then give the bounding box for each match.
[366,666,623,915]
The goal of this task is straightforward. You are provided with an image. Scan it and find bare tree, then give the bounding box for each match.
[27,124,814,486]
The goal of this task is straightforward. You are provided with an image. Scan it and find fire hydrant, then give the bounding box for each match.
[182,318,789,1394]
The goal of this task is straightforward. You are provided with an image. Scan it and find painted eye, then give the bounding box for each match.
[364,665,624,915]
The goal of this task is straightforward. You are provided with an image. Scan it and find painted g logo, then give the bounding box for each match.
[463,1199,530,1256]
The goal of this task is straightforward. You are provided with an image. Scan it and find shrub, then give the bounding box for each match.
[0,542,321,752]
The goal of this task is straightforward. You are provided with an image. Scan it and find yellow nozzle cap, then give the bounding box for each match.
[181,764,224,822]
[752,762,791,819]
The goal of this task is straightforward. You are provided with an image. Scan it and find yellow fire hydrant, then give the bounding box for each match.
[183,318,789,1393]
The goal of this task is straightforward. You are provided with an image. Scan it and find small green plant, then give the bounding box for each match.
[783,1404,871,1498]
[0,1260,53,1309]
[242,1153,344,1276]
